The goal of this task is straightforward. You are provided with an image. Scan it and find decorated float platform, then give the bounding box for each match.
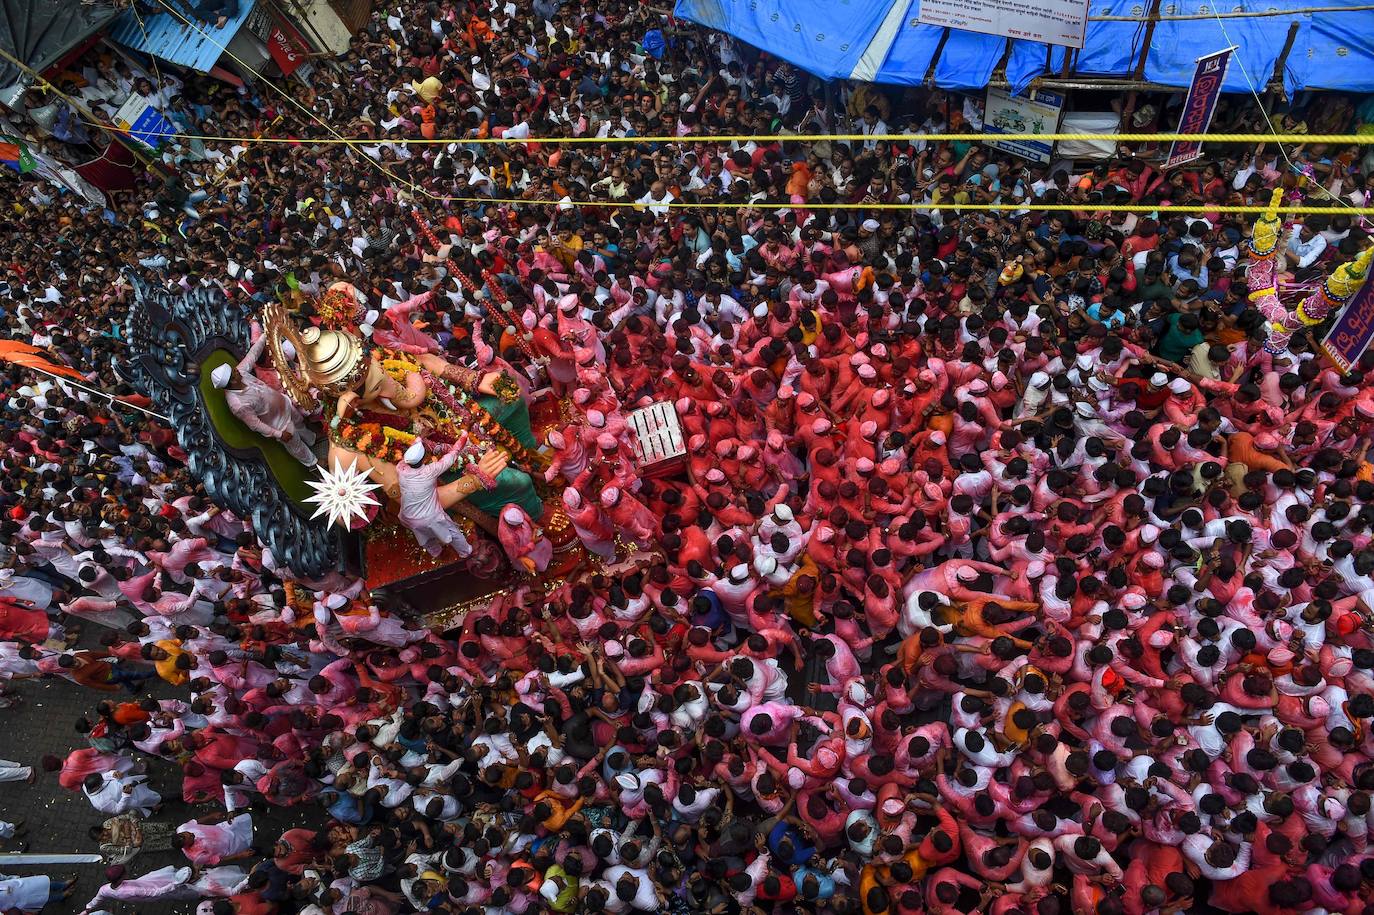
[119,274,681,628]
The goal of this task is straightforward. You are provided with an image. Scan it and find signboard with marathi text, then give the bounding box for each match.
[627,401,685,477]
[246,3,311,76]
[1322,280,1374,371]
[1164,47,1234,169]
[918,0,1089,48]
[983,88,1065,164]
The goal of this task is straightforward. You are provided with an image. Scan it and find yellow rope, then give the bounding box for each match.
[378,197,1374,215]
[148,0,448,204]
[90,130,1374,146]
[43,0,1374,221]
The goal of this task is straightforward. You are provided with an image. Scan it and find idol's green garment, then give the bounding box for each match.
[442,393,542,517]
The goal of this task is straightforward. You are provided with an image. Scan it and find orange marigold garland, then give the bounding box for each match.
[317,287,362,329]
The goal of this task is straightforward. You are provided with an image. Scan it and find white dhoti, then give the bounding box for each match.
[281,425,318,465]
[0,759,31,783]
[401,512,473,558]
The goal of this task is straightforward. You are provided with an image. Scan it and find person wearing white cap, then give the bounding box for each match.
[758,500,803,545]
[210,331,318,467]
[1071,398,1128,446]
[358,309,380,337]
[348,284,442,356]
[497,503,551,573]
[1015,370,1052,418]
[395,439,475,559]
[561,488,616,561]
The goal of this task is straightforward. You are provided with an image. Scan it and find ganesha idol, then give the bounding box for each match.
[261,301,549,546]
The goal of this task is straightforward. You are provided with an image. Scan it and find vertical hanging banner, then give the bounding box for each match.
[1164,47,1234,169]
[266,17,311,76]
[1322,281,1374,371]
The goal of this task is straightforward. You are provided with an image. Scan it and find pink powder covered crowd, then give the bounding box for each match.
[1,1,1374,913]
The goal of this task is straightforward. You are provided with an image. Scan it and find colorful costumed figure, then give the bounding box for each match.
[1248,187,1374,355]
[263,301,543,527]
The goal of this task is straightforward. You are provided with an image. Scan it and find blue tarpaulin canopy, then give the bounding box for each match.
[673,0,1374,94]
[107,0,256,73]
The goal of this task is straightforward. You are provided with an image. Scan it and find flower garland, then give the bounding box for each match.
[479,267,540,363]
[317,287,361,329]
[333,418,490,476]
[420,368,540,469]
[335,421,409,465]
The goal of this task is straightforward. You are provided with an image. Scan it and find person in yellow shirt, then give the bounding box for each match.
[776,554,821,627]
[548,226,583,270]
[141,638,191,686]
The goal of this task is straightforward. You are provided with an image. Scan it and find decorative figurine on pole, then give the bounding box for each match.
[1247,187,1374,357]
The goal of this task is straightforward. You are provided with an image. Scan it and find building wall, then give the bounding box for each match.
[289,0,357,56]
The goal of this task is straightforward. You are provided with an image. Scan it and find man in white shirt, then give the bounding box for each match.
[636,180,675,216]
[859,106,888,151]
[1287,224,1327,270]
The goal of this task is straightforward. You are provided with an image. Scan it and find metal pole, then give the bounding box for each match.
[0,854,104,865]
[1133,0,1164,81]
[1092,2,1374,20]
[15,363,170,421]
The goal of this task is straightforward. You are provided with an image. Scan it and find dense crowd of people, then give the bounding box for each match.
[3,1,1374,914]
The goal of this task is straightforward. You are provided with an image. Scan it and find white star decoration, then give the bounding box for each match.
[305,457,381,530]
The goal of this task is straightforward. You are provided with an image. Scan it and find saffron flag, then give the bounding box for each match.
[0,340,88,380]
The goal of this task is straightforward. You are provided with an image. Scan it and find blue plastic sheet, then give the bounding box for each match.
[108,0,258,73]
[673,0,893,79]
[1305,11,1374,92]
[1005,0,1148,95]
[673,0,1374,94]
[642,29,667,59]
[1141,0,1308,97]
[861,1,1005,89]
[868,11,941,85]
[930,29,1005,89]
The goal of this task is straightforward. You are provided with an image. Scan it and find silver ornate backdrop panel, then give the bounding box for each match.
[119,274,343,578]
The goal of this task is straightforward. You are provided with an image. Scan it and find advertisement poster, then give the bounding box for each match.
[983,88,1065,164]
[246,4,311,76]
[918,0,1089,48]
[111,95,175,150]
[1164,47,1234,169]
[1322,281,1374,371]
[266,20,311,76]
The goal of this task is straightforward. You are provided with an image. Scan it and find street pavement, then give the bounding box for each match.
[0,630,305,915]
